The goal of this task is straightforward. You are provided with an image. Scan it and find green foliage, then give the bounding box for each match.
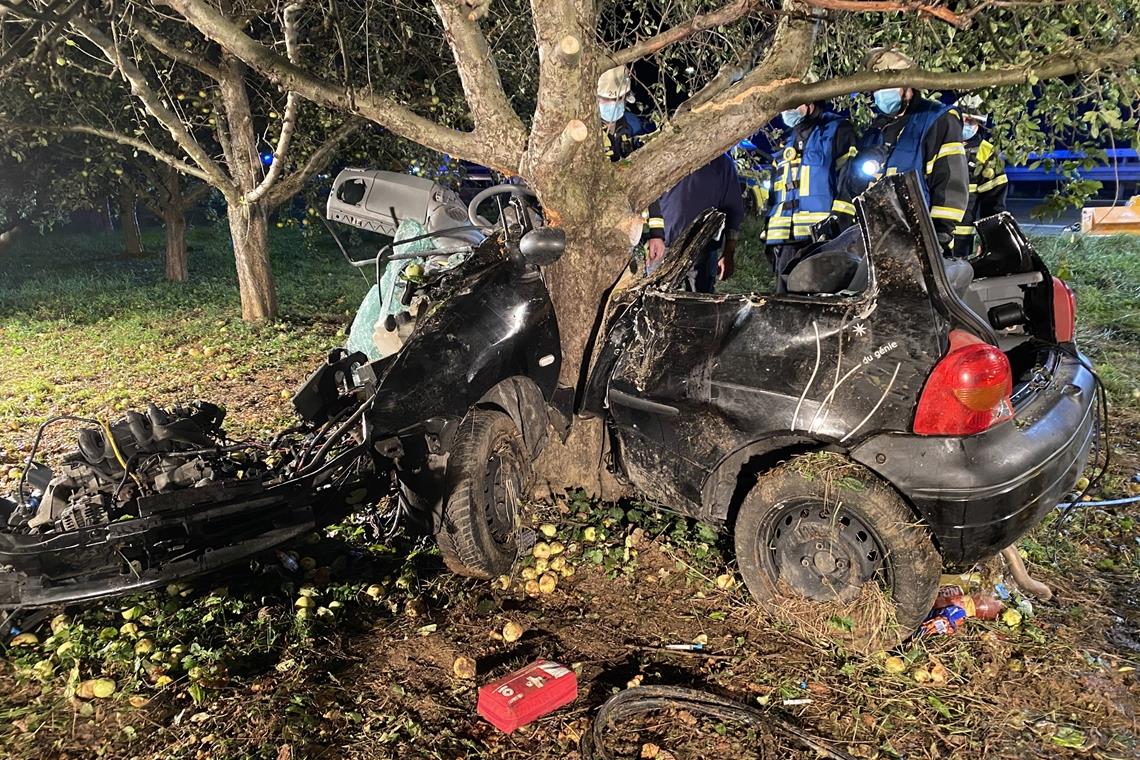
[1035,232,1140,409]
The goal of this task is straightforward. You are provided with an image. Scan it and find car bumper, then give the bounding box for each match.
[850,351,1097,565]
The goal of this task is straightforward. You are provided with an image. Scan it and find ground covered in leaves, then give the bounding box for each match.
[1,225,1138,759]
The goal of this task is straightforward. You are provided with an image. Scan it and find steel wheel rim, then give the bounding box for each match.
[483,440,521,546]
[756,496,890,602]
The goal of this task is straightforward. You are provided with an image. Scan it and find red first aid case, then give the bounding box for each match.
[476,659,578,733]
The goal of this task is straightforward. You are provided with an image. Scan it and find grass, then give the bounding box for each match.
[0,224,371,445]
[0,219,1138,759]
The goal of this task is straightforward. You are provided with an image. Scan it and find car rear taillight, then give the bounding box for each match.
[1052,277,1076,343]
[914,330,1014,436]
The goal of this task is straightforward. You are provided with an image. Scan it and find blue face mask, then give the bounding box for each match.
[873,88,904,115]
[781,109,804,128]
[598,101,625,123]
[962,123,979,141]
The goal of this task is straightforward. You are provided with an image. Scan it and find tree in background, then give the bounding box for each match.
[0,2,364,320]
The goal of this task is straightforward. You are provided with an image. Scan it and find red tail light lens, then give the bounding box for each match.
[914,331,1014,436]
[1052,277,1076,343]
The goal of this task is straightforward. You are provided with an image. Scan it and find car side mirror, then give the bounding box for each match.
[518,227,566,266]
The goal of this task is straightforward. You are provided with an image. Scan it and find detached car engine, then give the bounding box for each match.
[15,402,263,534]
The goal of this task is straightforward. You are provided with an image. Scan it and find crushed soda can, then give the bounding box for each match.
[919,604,968,637]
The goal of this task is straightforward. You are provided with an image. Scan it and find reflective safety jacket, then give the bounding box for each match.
[952,135,1009,257]
[603,112,665,240]
[857,97,970,242]
[766,112,857,244]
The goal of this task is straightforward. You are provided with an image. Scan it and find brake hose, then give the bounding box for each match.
[580,686,855,760]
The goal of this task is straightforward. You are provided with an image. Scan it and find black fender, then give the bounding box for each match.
[701,434,831,524]
[475,375,549,460]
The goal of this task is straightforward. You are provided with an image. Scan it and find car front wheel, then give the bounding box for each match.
[733,456,941,636]
[434,409,531,579]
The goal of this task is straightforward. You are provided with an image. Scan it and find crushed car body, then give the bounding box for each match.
[0,171,1099,634]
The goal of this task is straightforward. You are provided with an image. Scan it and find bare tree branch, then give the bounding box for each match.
[2,121,212,181]
[134,19,223,81]
[243,1,302,205]
[69,15,235,193]
[607,0,764,67]
[163,0,517,169]
[800,0,971,29]
[623,8,815,208]
[432,0,527,151]
[263,116,364,210]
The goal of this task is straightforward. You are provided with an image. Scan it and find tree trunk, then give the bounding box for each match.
[118,186,143,257]
[524,152,637,497]
[226,202,277,321]
[163,208,189,282]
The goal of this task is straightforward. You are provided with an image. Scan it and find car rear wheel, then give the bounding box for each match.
[733,457,940,635]
[435,410,531,579]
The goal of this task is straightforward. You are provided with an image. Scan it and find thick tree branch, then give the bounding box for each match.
[263,116,364,210]
[69,15,234,193]
[432,0,527,152]
[624,6,815,209]
[608,0,764,67]
[800,0,970,29]
[3,122,212,182]
[243,1,302,205]
[162,0,514,169]
[134,20,223,81]
[781,41,1140,105]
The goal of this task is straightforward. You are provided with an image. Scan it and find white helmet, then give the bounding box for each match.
[597,66,632,101]
[957,93,988,121]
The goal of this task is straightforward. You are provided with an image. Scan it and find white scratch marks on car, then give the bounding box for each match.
[791,321,821,431]
[840,362,903,443]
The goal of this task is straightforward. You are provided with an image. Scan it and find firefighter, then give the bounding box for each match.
[765,86,858,279]
[657,153,745,293]
[953,94,1009,257]
[597,66,665,267]
[847,49,970,255]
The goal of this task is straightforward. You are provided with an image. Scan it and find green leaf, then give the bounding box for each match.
[1051,726,1086,749]
[927,695,951,719]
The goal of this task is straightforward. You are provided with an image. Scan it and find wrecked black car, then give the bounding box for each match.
[1,171,1097,633]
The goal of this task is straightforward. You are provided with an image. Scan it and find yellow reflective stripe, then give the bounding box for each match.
[647,218,665,229]
[931,205,967,222]
[925,141,967,174]
[799,165,810,196]
[885,167,899,176]
[832,200,855,216]
[968,184,979,193]
[953,225,974,236]
[977,174,1008,193]
[792,211,830,224]
[793,225,812,237]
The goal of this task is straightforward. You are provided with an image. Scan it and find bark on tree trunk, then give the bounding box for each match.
[226,202,277,321]
[530,210,634,498]
[164,209,189,282]
[119,186,144,258]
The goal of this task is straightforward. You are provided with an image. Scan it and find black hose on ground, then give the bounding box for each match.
[580,685,855,760]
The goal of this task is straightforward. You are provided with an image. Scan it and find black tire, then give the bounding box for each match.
[733,457,940,634]
[434,409,532,579]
